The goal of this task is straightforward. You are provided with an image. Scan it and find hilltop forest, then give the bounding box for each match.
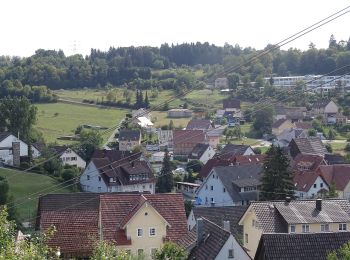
[0,35,350,96]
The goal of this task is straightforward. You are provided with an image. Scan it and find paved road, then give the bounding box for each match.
[103,118,125,149]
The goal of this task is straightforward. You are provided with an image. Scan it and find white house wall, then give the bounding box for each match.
[215,234,251,260]
[196,169,234,206]
[199,146,215,165]
[187,210,196,230]
[80,162,108,192]
[0,135,28,165]
[60,149,86,169]
[243,147,255,156]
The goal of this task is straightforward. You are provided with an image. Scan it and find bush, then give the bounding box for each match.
[345,143,350,152]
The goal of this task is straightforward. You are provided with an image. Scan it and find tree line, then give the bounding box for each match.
[0,36,349,91]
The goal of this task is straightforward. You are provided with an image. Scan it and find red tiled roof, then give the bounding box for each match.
[292,153,326,172]
[232,154,266,165]
[186,119,212,130]
[198,158,231,179]
[37,193,188,257]
[318,165,350,191]
[173,130,206,145]
[293,170,325,192]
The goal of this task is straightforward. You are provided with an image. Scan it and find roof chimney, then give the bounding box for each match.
[316,199,322,211]
[223,220,230,232]
[196,218,204,246]
[12,142,20,167]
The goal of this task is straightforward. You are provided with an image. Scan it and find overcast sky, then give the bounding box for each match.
[1,0,350,57]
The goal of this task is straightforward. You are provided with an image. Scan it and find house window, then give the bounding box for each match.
[228,249,234,258]
[210,186,214,191]
[320,183,324,188]
[205,185,208,190]
[98,176,101,182]
[314,183,317,188]
[223,187,226,192]
[149,227,156,237]
[302,224,310,233]
[149,184,152,189]
[137,228,143,237]
[151,248,157,258]
[290,224,296,233]
[87,175,90,180]
[339,223,347,231]
[321,224,329,232]
[213,174,215,178]
[245,233,248,243]
[137,249,144,257]
[71,157,77,161]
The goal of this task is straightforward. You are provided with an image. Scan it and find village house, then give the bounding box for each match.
[51,145,86,169]
[318,165,350,199]
[254,232,350,260]
[187,205,248,237]
[294,121,313,130]
[206,126,225,148]
[179,218,251,260]
[218,144,255,160]
[289,137,328,158]
[215,77,229,89]
[157,129,173,150]
[80,150,155,193]
[223,98,241,112]
[188,143,214,165]
[195,164,262,206]
[118,129,141,151]
[36,193,188,259]
[310,100,346,124]
[0,132,30,166]
[231,154,265,166]
[175,182,200,199]
[271,118,293,136]
[198,158,231,179]
[186,119,212,131]
[238,199,350,258]
[173,130,207,157]
[167,109,193,118]
[274,128,308,147]
[274,106,307,122]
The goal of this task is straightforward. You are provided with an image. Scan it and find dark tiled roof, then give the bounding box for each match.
[319,165,350,191]
[186,119,212,130]
[32,142,46,152]
[247,199,350,234]
[118,129,141,141]
[219,144,253,159]
[189,218,231,260]
[0,132,12,142]
[294,121,313,130]
[192,205,248,238]
[37,193,188,257]
[255,232,350,260]
[198,159,231,179]
[189,143,210,160]
[324,154,345,165]
[312,99,332,109]
[92,149,139,162]
[223,99,241,109]
[272,118,288,128]
[289,138,328,158]
[50,145,69,155]
[214,164,263,203]
[173,130,206,145]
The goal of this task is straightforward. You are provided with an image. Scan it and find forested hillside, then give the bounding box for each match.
[0,36,350,92]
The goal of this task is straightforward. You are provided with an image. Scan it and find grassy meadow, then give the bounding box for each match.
[35,103,128,143]
[0,168,73,222]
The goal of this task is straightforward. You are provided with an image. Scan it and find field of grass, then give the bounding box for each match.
[0,168,73,222]
[151,111,191,129]
[184,89,230,109]
[329,141,348,154]
[35,103,128,143]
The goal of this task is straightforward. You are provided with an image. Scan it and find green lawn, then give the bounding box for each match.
[329,142,348,153]
[184,89,229,110]
[0,168,73,222]
[35,103,128,143]
[151,111,191,129]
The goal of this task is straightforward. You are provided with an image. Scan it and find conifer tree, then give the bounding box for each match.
[144,91,150,108]
[139,90,144,108]
[260,145,295,200]
[156,149,174,193]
